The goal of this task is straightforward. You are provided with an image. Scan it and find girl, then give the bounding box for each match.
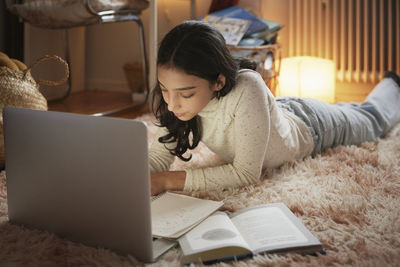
[149,21,400,196]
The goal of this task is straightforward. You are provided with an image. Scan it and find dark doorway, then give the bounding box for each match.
[0,1,24,60]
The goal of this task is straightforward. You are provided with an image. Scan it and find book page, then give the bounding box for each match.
[231,205,308,253]
[179,212,251,254]
[204,15,250,45]
[151,192,223,238]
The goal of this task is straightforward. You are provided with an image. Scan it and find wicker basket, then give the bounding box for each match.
[0,54,69,169]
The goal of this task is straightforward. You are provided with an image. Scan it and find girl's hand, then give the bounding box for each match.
[150,171,186,196]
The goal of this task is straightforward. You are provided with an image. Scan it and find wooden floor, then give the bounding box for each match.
[48,90,150,119]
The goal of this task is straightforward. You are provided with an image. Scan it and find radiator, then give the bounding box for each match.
[288,0,400,83]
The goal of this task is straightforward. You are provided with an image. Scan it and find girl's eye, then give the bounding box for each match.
[181,93,194,99]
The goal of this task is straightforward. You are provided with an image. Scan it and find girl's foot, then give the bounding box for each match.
[384,71,400,87]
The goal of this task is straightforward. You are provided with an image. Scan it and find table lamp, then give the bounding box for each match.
[278,56,335,103]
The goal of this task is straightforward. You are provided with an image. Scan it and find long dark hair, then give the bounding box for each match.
[151,21,256,161]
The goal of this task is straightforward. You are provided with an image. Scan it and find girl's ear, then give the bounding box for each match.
[215,74,226,91]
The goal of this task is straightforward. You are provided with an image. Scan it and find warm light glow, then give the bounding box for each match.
[278,57,335,103]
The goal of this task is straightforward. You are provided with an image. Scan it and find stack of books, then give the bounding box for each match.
[200,6,283,46]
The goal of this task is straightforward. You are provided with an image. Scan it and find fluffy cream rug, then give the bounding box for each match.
[1,113,399,266]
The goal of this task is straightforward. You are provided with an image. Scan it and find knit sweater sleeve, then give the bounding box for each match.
[184,72,272,191]
[149,127,176,173]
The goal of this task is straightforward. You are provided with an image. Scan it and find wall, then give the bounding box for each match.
[24,0,375,102]
[24,0,214,99]
[85,0,210,92]
[24,25,86,100]
[83,0,316,94]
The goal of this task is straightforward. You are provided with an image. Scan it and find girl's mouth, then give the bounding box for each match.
[174,113,186,118]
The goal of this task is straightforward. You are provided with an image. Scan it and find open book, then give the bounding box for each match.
[151,192,223,239]
[179,203,323,264]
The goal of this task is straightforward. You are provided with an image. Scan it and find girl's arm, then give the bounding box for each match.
[149,71,273,194]
[184,71,272,191]
[150,171,186,196]
[149,127,176,170]
[149,127,182,195]
[149,127,186,195]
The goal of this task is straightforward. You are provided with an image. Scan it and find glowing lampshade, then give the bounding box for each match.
[278,56,335,103]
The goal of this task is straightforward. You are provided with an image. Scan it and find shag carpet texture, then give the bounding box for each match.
[0,113,399,266]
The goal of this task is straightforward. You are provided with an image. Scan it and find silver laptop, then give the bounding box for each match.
[3,107,174,263]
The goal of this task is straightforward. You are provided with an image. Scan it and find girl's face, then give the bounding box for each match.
[157,66,225,121]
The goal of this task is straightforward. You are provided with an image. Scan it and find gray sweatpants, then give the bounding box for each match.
[276,72,400,155]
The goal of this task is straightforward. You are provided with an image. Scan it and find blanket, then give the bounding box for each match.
[1,113,399,266]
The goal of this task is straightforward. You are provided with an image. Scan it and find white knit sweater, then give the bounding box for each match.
[149,69,314,191]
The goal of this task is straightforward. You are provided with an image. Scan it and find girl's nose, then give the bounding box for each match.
[167,95,180,112]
